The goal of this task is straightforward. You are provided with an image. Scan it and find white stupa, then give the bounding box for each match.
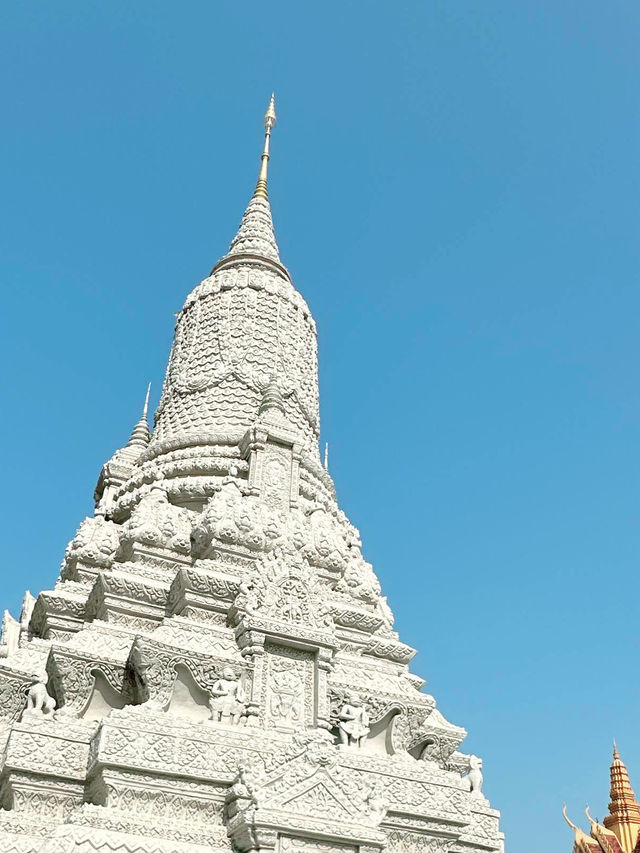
[0,96,504,853]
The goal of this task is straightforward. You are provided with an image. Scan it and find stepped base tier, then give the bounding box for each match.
[0,97,504,853]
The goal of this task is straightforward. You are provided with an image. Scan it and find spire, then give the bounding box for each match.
[216,95,282,269]
[94,384,153,515]
[324,442,329,471]
[604,743,640,853]
[126,383,152,450]
[254,93,276,201]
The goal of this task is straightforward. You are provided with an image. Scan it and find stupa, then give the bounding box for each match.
[0,97,505,853]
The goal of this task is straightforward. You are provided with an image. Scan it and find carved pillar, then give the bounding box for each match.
[316,647,334,732]
[237,629,266,726]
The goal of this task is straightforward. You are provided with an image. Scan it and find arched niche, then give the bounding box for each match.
[79,669,126,722]
[165,663,211,723]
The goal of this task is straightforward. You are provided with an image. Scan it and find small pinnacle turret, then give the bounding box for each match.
[94,384,153,515]
[258,375,286,419]
[126,383,152,451]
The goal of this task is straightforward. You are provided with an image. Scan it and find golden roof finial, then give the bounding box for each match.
[253,93,277,201]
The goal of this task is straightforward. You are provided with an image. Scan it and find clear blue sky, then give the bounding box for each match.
[1,3,639,850]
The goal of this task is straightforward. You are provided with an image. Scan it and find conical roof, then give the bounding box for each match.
[224,196,281,263]
[213,94,282,269]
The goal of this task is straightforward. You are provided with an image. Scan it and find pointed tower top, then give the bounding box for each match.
[254,93,277,201]
[142,382,151,420]
[214,95,283,272]
[127,384,152,450]
[604,744,640,853]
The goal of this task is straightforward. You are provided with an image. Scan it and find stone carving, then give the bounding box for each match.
[234,548,334,640]
[191,479,282,557]
[61,515,119,581]
[290,506,349,575]
[0,671,36,724]
[117,484,192,558]
[386,829,452,853]
[22,675,56,719]
[411,707,467,767]
[0,103,503,853]
[338,548,381,605]
[0,612,20,659]
[279,838,356,853]
[265,648,311,731]
[338,693,370,748]
[209,666,247,725]
[465,754,484,796]
[361,782,388,825]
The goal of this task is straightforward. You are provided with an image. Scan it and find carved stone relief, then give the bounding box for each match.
[263,644,314,732]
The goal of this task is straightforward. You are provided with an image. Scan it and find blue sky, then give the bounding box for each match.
[1,2,639,850]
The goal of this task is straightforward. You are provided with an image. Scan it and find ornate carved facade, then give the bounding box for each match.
[0,97,504,853]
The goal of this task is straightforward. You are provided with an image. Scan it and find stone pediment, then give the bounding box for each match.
[225,738,387,852]
[232,549,337,649]
[253,740,358,813]
[280,779,353,816]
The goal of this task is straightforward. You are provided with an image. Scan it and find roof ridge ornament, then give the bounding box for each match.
[562,804,580,833]
[253,93,277,201]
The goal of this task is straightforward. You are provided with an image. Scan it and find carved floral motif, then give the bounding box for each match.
[118,485,192,557]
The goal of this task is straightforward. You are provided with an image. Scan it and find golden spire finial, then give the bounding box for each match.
[253,93,277,201]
